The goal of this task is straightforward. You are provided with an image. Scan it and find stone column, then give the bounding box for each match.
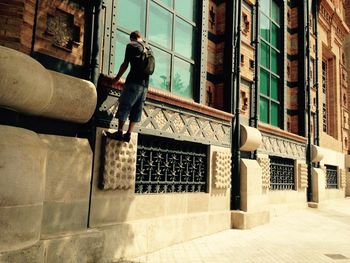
[0,125,46,251]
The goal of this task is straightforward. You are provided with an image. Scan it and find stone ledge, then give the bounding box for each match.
[0,46,97,123]
[231,210,270,229]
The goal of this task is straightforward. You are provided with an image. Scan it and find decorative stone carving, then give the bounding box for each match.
[258,134,306,160]
[101,136,137,190]
[212,151,232,189]
[46,9,81,51]
[298,163,308,189]
[340,169,347,189]
[257,156,270,189]
[97,89,231,147]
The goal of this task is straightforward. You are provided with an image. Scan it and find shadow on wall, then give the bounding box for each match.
[89,128,139,261]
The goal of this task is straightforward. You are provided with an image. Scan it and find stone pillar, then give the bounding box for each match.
[312,168,326,203]
[231,159,270,229]
[0,125,46,252]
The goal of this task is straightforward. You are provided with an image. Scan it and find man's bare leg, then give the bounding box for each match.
[118,119,126,132]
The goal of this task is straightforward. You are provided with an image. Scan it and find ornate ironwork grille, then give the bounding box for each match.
[269,156,295,190]
[135,135,208,194]
[325,165,338,189]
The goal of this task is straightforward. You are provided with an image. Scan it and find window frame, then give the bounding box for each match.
[102,0,206,102]
[258,0,285,128]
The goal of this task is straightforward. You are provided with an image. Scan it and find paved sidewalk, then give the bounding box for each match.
[130,198,350,263]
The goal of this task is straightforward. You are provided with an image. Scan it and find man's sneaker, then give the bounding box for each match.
[123,132,131,143]
[104,130,123,141]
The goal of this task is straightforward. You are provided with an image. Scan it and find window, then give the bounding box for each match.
[114,0,198,99]
[322,60,328,132]
[259,0,282,127]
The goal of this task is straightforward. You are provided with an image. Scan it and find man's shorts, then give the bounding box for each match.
[116,81,148,122]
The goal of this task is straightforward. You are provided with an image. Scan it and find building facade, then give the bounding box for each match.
[0,0,350,261]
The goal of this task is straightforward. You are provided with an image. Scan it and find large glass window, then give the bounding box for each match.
[114,0,198,99]
[259,0,282,127]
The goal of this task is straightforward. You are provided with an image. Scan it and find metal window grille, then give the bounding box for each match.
[269,156,295,190]
[135,135,208,194]
[325,165,338,189]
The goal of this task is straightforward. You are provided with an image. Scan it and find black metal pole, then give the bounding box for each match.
[30,0,40,57]
[232,0,242,210]
[87,0,102,228]
[253,0,260,129]
[314,0,320,147]
[306,0,313,202]
[91,0,102,86]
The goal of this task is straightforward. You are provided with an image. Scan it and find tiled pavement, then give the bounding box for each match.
[128,198,350,263]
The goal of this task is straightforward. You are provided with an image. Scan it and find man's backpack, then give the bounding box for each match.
[137,42,155,76]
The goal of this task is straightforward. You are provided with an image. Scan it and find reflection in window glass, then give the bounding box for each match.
[149,47,171,91]
[158,0,173,8]
[175,0,195,21]
[260,0,270,16]
[271,102,279,126]
[114,30,130,75]
[271,49,278,74]
[271,23,279,48]
[260,42,269,68]
[117,0,146,34]
[173,58,193,98]
[260,98,269,123]
[260,69,269,96]
[175,17,194,59]
[271,76,278,100]
[260,14,270,41]
[271,1,280,25]
[149,2,173,49]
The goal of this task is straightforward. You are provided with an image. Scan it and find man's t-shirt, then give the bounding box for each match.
[124,41,149,87]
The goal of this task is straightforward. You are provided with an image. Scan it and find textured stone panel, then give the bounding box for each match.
[340,169,347,189]
[298,163,308,189]
[257,156,270,189]
[102,136,137,190]
[258,134,306,159]
[212,151,232,189]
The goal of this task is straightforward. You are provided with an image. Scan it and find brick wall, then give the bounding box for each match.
[0,0,85,65]
[0,0,28,53]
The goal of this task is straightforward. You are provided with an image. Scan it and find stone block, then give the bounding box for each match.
[187,193,209,213]
[163,194,188,216]
[240,159,266,212]
[39,135,92,236]
[101,222,147,261]
[41,201,89,237]
[134,194,166,219]
[312,168,326,203]
[0,205,42,252]
[208,212,231,234]
[231,210,270,229]
[39,135,92,202]
[347,173,350,197]
[0,125,46,207]
[89,195,136,227]
[43,232,104,263]
[0,242,44,263]
[0,126,45,252]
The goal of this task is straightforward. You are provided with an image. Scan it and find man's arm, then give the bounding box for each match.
[113,60,128,84]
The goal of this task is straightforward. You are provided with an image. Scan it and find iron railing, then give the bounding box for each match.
[269,156,295,190]
[325,165,338,189]
[135,135,208,194]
